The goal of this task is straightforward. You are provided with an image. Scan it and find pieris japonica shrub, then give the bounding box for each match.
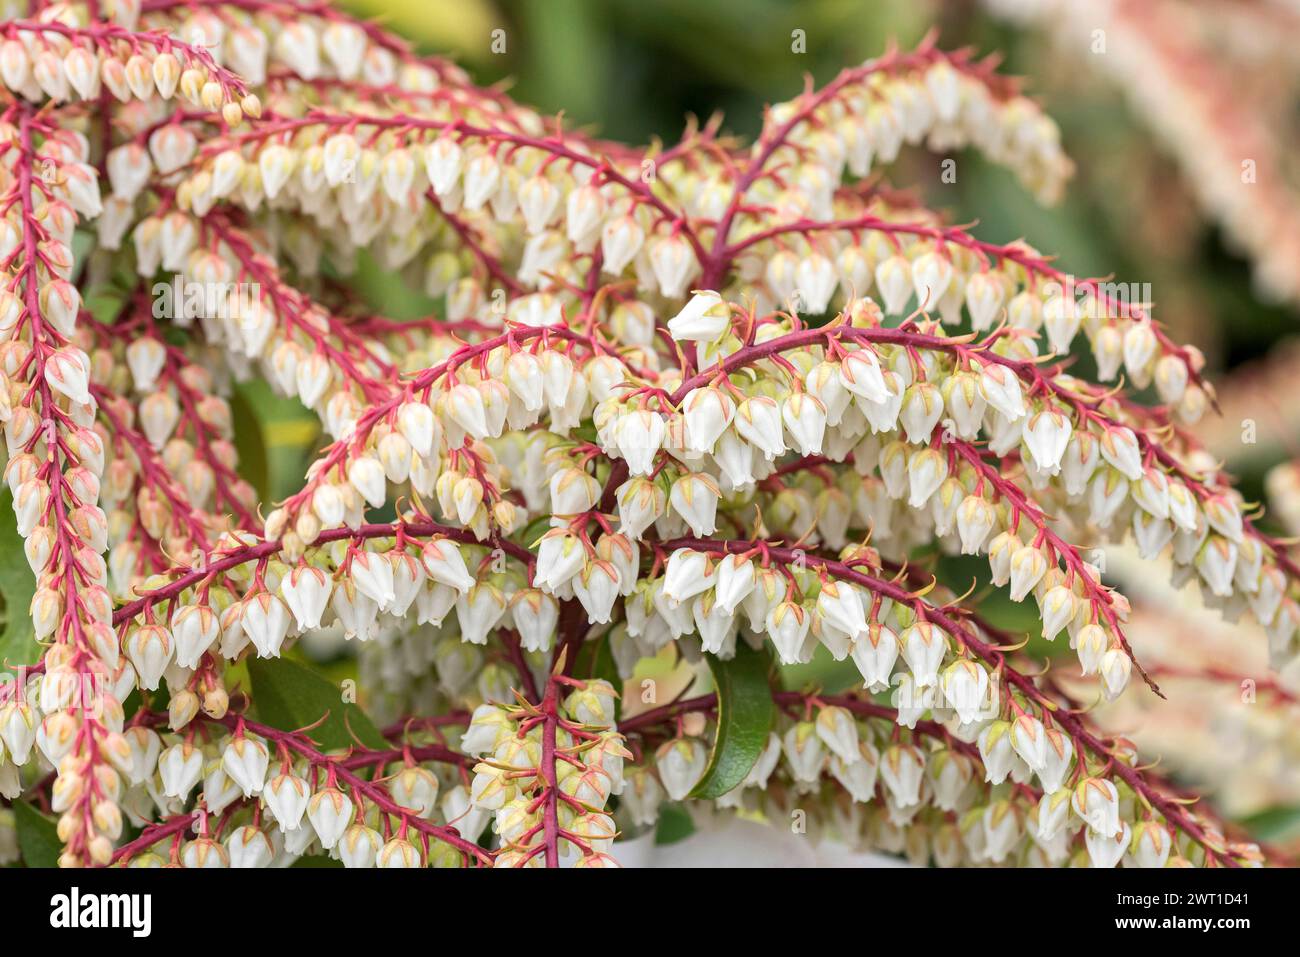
[0,0,1288,870]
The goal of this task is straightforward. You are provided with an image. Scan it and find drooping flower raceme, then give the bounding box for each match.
[0,1,1283,870]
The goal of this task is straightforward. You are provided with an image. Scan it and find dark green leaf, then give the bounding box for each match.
[653,802,695,845]
[689,640,774,799]
[248,657,387,751]
[13,801,60,868]
[290,855,344,868]
[0,490,39,676]
[229,384,271,502]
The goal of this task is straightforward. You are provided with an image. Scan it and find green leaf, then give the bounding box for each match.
[653,803,695,845]
[0,490,39,676]
[13,801,61,868]
[247,657,387,751]
[229,384,271,503]
[290,855,345,868]
[689,640,774,799]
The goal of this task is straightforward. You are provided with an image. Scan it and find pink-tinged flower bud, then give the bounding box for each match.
[662,548,715,604]
[333,824,380,868]
[565,679,618,728]
[615,476,665,538]
[455,582,507,644]
[732,395,785,460]
[421,538,475,593]
[124,336,165,392]
[256,143,296,199]
[1203,493,1244,543]
[172,603,219,669]
[615,409,665,476]
[1075,623,1108,676]
[601,214,644,275]
[668,291,730,343]
[1038,728,1074,793]
[879,743,925,806]
[978,364,1025,421]
[849,622,898,693]
[181,838,229,869]
[895,381,939,444]
[709,552,754,615]
[549,466,600,518]
[243,592,291,658]
[507,588,557,653]
[159,742,203,798]
[34,49,70,101]
[656,737,707,801]
[767,600,812,665]
[264,772,310,831]
[345,455,385,509]
[1042,289,1080,355]
[44,349,91,406]
[151,51,181,98]
[911,250,953,308]
[1102,426,1144,481]
[1099,647,1131,701]
[517,172,560,233]
[1085,820,1130,868]
[1195,536,1238,598]
[977,720,1015,784]
[1009,713,1048,772]
[330,579,378,641]
[0,39,30,91]
[1008,545,1049,602]
[106,142,150,202]
[30,586,61,641]
[649,234,696,299]
[781,391,827,456]
[1122,322,1157,387]
[940,659,989,725]
[274,23,320,80]
[225,825,274,868]
[572,560,621,624]
[307,787,354,850]
[390,766,439,818]
[964,271,1005,331]
[1072,777,1120,837]
[126,623,172,690]
[350,549,397,611]
[874,254,911,314]
[816,579,867,643]
[0,702,37,765]
[280,564,332,630]
[139,391,180,447]
[669,472,719,536]
[900,621,946,689]
[955,494,995,555]
[222,735,269,797]
[1039,585,1076,641]
[566,182,605,245]
[792,254,835,315]
[146,124,196,177]
[813,705,860,764]
[906,446,947,508]
[321,21,365,80]
[1129,821,1172,868]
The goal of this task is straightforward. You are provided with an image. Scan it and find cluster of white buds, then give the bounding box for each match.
[624,697,1251,867]
[466,680,629,867]
[0,8,257,122]
[0,0,1283,868]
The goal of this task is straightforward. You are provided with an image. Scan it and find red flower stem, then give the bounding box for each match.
[112,519,535,626]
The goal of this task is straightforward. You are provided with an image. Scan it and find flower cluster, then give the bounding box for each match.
[0,0,1288,868]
